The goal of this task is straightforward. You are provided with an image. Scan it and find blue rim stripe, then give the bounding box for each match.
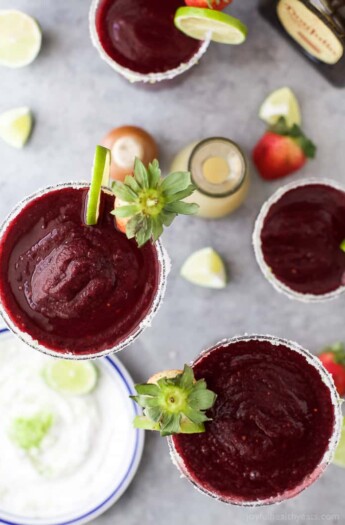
[0,329,142,525]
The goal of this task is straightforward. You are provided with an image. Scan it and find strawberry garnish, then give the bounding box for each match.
[184,0,232,10]
[111,158,199,247]
[131,365,217,436]
[253,117,316,180]
[319,343,345,397]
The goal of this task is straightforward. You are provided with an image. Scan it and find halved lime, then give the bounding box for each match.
[44,360,98,395]
[259,87,301,127]
[333,417,345,468]
[181,247,227,289]
[0,10,42,68]
[0,107,32,148]
[174,7,248,44]
[86,145,111,226]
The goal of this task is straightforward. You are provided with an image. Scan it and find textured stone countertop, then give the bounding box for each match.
[0,1,344,524]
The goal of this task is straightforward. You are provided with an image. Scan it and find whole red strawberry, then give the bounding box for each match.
[185,0,232,10]
[253,117,316,180]
[319,343,345,397]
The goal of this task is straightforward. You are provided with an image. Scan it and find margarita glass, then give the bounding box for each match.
[0,183,169,359]
[89,0,210,83]
[169,335,341,505]
[253,179,345,302]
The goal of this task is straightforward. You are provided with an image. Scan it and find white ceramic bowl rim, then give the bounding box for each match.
[253,178,345,303]
[88,0,210,83]
[0,182,170,360]
[168,334,342,507]
[0,327,144,525]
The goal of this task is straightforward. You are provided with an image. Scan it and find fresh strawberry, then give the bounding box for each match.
[253,117,316,180]
[318,343,345,397]
[114,195,128,234]
[184,0,232,10]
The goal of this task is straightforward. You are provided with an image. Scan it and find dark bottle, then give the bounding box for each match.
[259,0,345,87]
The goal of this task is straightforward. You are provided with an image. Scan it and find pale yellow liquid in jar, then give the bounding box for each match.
[170,139,249,219]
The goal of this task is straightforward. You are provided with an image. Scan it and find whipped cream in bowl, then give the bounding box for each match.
[0,328,144,525]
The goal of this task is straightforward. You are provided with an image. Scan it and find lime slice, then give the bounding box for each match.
[259,87,302,127]
[86,145,111,226]
[181,247,227,289]
[174,7,248,45]
[333,417,345,468]
[0,10,42,68]
[44,360,98,396]
[0,107,32,148]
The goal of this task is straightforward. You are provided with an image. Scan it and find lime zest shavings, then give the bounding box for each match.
[111,158,199,247]
[10,412,54,450]
[131,365,217,437]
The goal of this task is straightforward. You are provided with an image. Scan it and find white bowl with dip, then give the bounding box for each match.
[0,328,144,525]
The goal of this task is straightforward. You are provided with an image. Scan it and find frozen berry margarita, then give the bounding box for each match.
[169,336,341,505]
[0,148,198,358]
[0,184,166,357]
[89,0,209,82]
[254,180,345,301]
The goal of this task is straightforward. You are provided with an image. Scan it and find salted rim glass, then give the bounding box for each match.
[253,178,345,302]
[168,334,342,506]
[89,0,211,84]
[0,182,170,360]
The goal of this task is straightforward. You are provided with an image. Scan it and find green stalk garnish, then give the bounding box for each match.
[111,158,199,247]
[131,365,217,437]
[10,412,54,450]
[340,240,345,253]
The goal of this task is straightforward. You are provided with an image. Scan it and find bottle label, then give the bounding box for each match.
[277,0,344,64]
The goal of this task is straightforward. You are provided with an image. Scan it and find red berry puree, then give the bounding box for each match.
[95,0,202,74]
[260,184,345,295]
[0,187,160,355]
[172,339,335,503]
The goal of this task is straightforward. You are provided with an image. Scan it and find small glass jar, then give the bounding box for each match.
[259,0,345,86]
[170,138,249,219]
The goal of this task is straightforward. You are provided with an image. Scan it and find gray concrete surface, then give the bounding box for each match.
[1,1,345,524]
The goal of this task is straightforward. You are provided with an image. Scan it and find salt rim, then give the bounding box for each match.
[253,178,345,303]
[88,0,210,84]
[0,182,170,360]
[168,334,342,507]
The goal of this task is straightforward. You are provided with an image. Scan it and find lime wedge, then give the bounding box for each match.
[333,417,345,468]
[44,360,98,396]
[86,145,111,226]
[0,10,42,68]
[259,87,302,127]
[181,247,227,289]
[174,7,248,44]
[0,107,32,148]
